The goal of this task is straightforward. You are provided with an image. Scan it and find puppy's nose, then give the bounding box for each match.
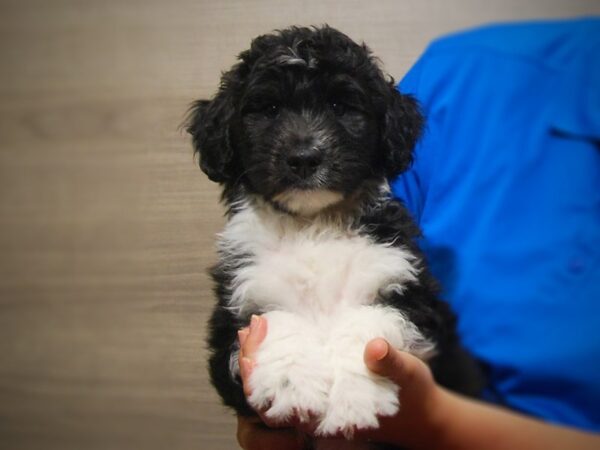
[287,147,323,178]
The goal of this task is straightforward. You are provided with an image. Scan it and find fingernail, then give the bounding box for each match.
[250,314,260,331]
[238,328,249,345]
[375,339,389,361]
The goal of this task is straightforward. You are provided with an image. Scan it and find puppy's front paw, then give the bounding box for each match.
[247,311,330,423]
[316,363,399,437]
[316,305,428,437]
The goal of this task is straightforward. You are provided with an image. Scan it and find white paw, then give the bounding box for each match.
[316,362,399,437]
[247,311,330,423]
[315,305,429,436]
[245,306,433,433]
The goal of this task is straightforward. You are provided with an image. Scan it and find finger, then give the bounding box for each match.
[237,415,304,450]
[238,327,250,347]
[238,328,250,360]
[242,314,268,359]
[295,415,320,435]
[240,356,256,397]
[364,338,428,385]
[239,316,266,393]
[257,409,296,429]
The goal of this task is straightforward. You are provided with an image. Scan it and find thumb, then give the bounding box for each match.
[364,338,431,386]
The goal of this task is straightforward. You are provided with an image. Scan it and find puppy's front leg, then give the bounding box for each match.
[247,310,331,424]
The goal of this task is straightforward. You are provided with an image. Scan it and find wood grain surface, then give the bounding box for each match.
[1,1,598,449]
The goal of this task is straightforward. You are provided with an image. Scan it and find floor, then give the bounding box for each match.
[1,1,598,449]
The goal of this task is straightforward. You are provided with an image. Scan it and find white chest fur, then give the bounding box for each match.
[220,202,420,317]
[218,202,435,436]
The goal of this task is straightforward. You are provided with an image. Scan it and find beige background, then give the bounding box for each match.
[0,1,598,449]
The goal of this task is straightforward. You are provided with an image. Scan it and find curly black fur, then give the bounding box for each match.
[187,26,423,206]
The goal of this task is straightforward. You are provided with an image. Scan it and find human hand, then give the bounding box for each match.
[360,339,600,450]
[353,338,444,448]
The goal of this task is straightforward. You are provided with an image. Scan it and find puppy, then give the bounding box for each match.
[187,25,483,447]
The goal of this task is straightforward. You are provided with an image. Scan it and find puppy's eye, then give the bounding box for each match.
[330,102,346,116]
[261,104,280,117]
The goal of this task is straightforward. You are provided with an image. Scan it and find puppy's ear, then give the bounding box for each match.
[186,90,236,183]
[381,85,424,178]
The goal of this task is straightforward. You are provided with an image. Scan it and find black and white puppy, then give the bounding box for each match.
[187,25,483,442]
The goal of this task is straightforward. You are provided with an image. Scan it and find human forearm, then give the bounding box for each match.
[427,388,600,450]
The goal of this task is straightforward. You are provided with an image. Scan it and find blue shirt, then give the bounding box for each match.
[392,18,600,432]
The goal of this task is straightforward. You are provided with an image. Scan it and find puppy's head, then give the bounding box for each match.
[187,26,422,216]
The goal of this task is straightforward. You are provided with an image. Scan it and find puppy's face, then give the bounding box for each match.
[188,26,422,216]
[237,58,381,215]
